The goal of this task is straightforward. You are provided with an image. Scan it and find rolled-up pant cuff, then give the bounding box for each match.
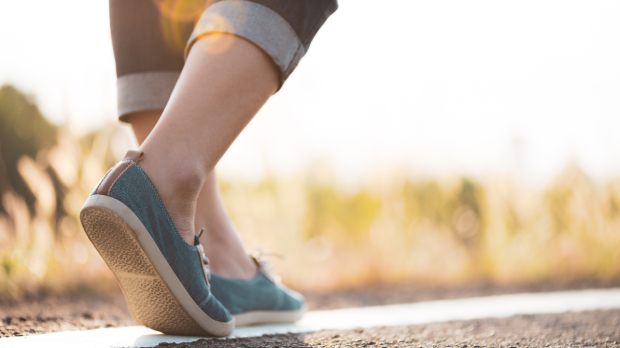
[116,71,180,122]
[185,0,305,89]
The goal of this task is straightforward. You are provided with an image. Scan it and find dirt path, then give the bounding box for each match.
[156,310,620,348]
[1,279,618,338]
[0,294,135,337]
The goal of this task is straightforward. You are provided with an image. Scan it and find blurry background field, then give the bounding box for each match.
[1,84,620,298]
[2,0,620,299]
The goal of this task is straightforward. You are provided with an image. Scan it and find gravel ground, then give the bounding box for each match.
[156,310,620,348]
[0,293,136,337]
[0,279,618,339]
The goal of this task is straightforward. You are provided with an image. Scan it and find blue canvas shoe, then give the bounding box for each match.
[80,151,234,337]
[210,254,307,327]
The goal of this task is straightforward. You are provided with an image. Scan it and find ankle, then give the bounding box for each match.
[200,231,258,279]
[208,252,258,280]
[144,155,203,191]
[136,151,206,244]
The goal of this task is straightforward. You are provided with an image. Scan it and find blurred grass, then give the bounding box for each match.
[1,84,619,298]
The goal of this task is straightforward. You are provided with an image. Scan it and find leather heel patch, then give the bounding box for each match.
[125,150,144,163]
[96,150,145,196]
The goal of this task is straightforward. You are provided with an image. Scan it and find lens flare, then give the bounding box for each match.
[152,0,208,53]
[192,12,236,55]
[152,0,208,22]
[153,0,245,55]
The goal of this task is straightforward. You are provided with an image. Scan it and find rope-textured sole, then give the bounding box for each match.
[80,195,234,337]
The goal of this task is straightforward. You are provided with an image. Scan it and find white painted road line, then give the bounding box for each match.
[2,288,620,348]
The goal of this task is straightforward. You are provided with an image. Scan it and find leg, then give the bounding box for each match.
[99,0,337,332]
[128,110,257,279]
[136,34,278,256]
[194,173,257,279]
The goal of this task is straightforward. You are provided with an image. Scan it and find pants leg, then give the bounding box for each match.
[109,0,337,121]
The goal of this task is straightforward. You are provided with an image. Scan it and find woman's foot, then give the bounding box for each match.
[128,156,303,326]
[194,172,258,280]
[129,115,259,281]
[209,255,306,326]
[81,151,234,336]
[129,118,259,281]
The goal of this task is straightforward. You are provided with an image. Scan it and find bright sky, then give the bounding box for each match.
[1,0,620,186]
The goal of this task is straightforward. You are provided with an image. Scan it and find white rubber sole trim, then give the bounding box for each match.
[233,304,307,327]
[80,194,234,337]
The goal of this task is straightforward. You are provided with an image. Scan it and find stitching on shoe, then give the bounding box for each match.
[197,291,213,309]
[107,160,135,196]
[95,165,116,194]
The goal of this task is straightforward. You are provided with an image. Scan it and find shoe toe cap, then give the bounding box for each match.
[200,294,233,323]
[277,284,306,311]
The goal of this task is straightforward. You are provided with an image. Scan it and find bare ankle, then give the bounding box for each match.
[198,231,256,279]
[137,152,206,244]
[140,154,204,192]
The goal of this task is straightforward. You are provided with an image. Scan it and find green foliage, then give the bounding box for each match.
[304,185,382,241]
[0,84,619,296]
[402,181,451,226]
[0,85,58,215]
[402,178,486,249]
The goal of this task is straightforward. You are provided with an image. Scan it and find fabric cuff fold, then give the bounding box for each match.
[116,71,180,122]
[185,0,305,88]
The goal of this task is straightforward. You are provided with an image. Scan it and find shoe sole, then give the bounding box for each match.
[233,305,307,327]
[80,194,235,337]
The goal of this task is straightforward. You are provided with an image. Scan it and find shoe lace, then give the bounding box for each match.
[194,227,211,288]
[249,247,283,284]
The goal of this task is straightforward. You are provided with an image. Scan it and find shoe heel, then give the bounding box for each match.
[81,201,216,336]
